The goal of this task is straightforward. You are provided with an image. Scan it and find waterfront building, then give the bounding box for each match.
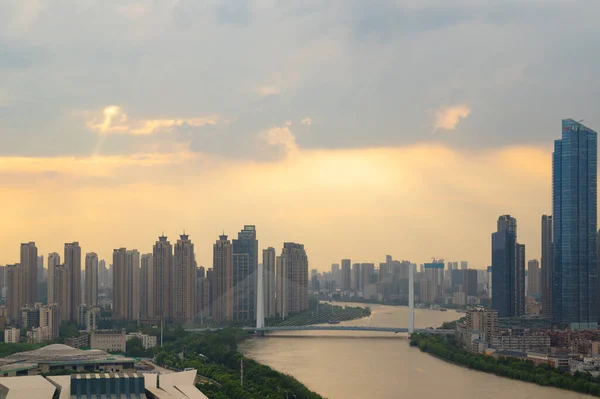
[263,248,277,318]
[232,226,258,322]
[552,119,598,329]
[278,243,309,317]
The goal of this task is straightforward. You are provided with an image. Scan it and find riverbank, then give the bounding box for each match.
[411,333,600,397]
[154,329,325,399]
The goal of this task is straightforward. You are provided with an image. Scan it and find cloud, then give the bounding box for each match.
[86,106,220,135]
[255,86,280,97]
[258,125,299,157]
[433,105,472,131]
[301,118,312,126]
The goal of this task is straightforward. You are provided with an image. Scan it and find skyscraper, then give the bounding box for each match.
[112,248,127,320]
[280,242,308,314]
[64,242,81,322]
[232,226,258,322]
[541,215,553,318]
[262,248,277,318]
[341,259,351,291]
[516,244,526,315]
[85,253,98,307]
[37,255,44,284]
[213,234,233,322]
[153,235,173,322]
[20,242,37,306]
[553,119,598,329]
[112,248,140,321]
[460,261,468,270]
[98,259,108,289]
[126,250,140,321]
[54,265,69,325]
[47,253,60,305]
[352,263,361,291]
[492,215,524,317]
[528,259,541,298]
[173,234,196,324]
[6,265,20,324]
[140,254,154,319]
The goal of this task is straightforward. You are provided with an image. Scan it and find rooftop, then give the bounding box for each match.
[0,344,136,373]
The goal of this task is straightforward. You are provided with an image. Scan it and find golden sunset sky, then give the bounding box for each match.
[0,1,598,270]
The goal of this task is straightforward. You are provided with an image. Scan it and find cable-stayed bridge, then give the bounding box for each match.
[187,264,456,336]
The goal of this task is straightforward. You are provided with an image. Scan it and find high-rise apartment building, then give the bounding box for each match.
[552,119,598,329]
[262,248,277,318]
[20,242,37,306]
[85,253,98,307]
[527,260,541,298]
[152,235,173,322]
[64,242,82,322]
[127,250,140,321]
[47,253,60,305]
[140,254,153,319]
[98,259,109,288]
[460,261,468,270]
[213,234,233,322]
[6,265,21,324]
[173,234,196,324]
[516,244,526,315]
[278,243,309,317]
[361,263,375,291]
[463,269,478,297]
[113,249,140,321]
[232,226,258,322]
[37,255,44,284]
[541,215,553,318]
[341,259,351,291]
[331,263,340,288]
[352,263,361,291]
[112,248,127,320]
[492,215,524,317]
[54,265,69,324]
[276,256,287,317]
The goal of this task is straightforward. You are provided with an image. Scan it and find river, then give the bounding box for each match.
[239,303,592,399]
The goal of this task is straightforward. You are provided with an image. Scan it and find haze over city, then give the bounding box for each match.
[1,1,599,270]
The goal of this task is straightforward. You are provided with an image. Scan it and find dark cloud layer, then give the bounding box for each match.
[0,0,599,158]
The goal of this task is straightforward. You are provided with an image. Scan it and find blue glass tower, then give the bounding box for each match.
[492,215,523,317]
[552,119,598,329]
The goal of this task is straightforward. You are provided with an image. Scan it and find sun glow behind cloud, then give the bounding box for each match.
[0,143,551,270]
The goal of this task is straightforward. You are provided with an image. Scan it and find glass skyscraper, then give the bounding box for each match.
[552,119,598,329]
[491,215,524,317]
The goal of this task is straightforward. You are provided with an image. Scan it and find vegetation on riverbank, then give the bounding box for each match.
[411,334,600,397]
[154,329,324,399]
[269,302,370,327]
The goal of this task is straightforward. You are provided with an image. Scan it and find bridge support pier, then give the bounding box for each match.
[409,263,415,334]
[256,263,265,333]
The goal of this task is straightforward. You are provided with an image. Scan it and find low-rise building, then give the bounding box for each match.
[65,334,90,349]
[4,328,19,344]
[0,344,136,377]
[492,329,550,351]
[91,330,126,353]
[126,332,158,349]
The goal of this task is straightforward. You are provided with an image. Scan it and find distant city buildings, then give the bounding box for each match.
[541,215,553,319]
[84,253,98,307]
[527,260,541,298]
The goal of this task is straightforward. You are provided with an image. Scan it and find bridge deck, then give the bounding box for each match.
[186,326,454,335]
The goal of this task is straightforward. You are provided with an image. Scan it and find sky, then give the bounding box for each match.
[1,0,599,270]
